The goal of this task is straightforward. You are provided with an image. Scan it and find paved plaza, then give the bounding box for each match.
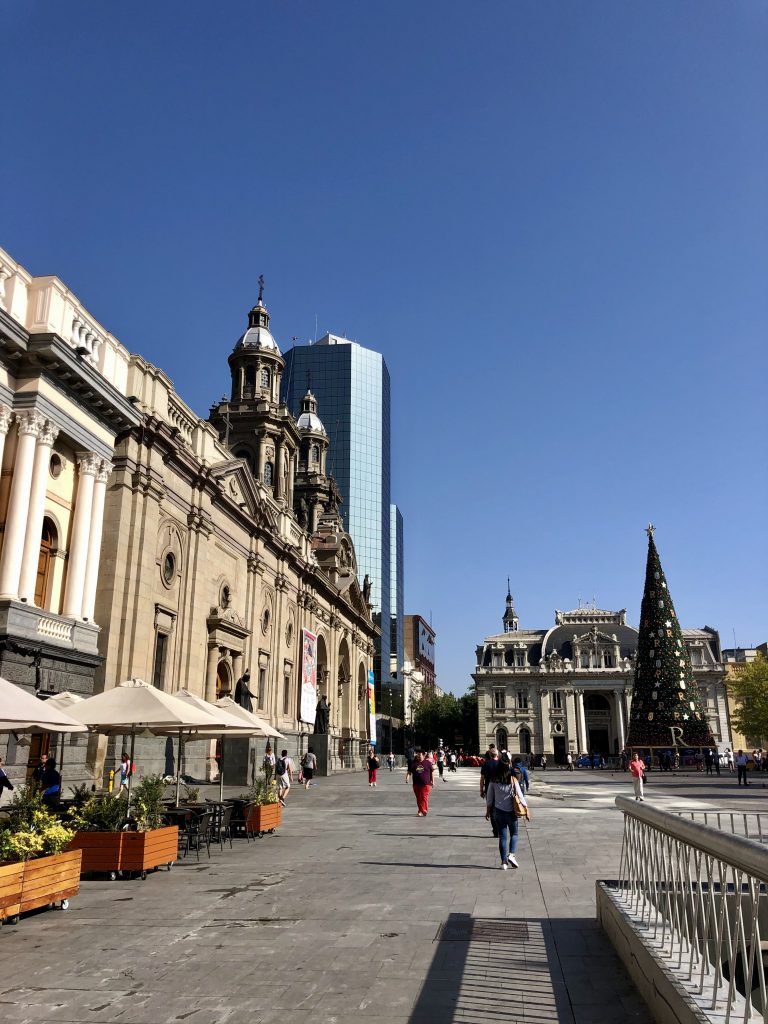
[5,766,767,1024]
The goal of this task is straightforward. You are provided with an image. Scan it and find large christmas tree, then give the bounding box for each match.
[625,526,714,749]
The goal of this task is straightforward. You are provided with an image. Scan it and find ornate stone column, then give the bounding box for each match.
[81,460,112,621]
[205,642,219,702]
[0,405,13,476]
[614,688,626,752]
[537,688,549,755]
[62,453,100,618]
[19,418,60,603]
[232,651,243,685]
[575,689,588,754]
[0,411,44,598]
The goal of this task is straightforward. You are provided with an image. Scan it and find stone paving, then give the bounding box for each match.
[5,765,765,1024]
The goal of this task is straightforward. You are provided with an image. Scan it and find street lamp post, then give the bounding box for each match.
[387,686,393,757]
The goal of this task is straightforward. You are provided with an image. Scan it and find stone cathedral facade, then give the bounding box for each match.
[473,588,731,764]
[0,246,375,785]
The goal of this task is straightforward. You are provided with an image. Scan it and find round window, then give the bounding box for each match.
[261,608,271,634]
[162,552,176,586]
[49,453,63,479]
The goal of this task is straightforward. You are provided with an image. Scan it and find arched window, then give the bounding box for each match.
[282,671,291,717]
[519,727,531,755]
[310,445,320,464]
[34,518,57,609]
[263,461,273,486]
[496,728,508,751]
[245,366,256,387]
[261,367,271,389]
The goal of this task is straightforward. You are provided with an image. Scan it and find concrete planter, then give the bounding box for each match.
[69,826,178,878]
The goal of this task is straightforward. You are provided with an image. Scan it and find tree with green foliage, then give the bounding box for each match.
[727,655,768,745]
[411,686,479,751]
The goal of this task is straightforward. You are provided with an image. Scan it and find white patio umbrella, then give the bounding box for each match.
[69,679,219,804]
[43,692,85,784]
[174,690,265,801]
[0,676,88,734]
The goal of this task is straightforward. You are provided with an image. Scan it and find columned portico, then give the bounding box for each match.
[0,411,44,598]
[81,461,112,621]
[62,453,101,618]
[575,689,588,753]
[614,688,626,752]
[0,405,13,478]
[19,418,60,603]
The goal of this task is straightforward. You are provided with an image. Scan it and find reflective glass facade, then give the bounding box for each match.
[282,336,394,689]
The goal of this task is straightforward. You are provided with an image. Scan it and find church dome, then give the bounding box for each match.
[297,389,326,435]
[235,302,281,355]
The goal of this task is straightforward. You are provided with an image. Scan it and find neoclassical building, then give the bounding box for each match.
[0,247,376,785]
[0,245,139,781]
[474,589,730,763]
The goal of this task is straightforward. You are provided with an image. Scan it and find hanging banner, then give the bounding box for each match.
[367,670,377,745]
[299,629,317,724]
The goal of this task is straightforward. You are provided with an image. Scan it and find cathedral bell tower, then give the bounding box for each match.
[293,389,332,533]
[503,580,519,633]
[209,277,299,505]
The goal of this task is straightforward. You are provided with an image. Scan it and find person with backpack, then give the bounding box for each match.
[367,748,380,787]
[301,748,317,790]
[275,749,294,807]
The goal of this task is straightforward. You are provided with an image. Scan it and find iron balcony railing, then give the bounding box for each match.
[612,795,768,1023]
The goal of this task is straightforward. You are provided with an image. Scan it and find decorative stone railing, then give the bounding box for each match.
[36,617,74,643]
[167,394,196,447]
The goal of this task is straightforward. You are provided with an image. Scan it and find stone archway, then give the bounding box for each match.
[519,727,532,755]
[316,634,329,699]
[584,692,612,757]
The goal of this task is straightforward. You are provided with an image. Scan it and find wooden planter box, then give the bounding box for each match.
[20,849,82,915]
[0,861,23,922]
[247,803,282,836]
[119,826,178,873]
[69,826,178,877]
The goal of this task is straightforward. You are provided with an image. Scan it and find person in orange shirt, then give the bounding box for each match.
[629,752,646,801]
[411,750,434,816]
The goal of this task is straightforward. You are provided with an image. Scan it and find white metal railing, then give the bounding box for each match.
[675,811,768,846]
[613,795,768,1023]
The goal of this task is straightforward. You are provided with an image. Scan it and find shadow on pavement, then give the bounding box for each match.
[407,912,650,1024]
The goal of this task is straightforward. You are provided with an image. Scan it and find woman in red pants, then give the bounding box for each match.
[367,748,380,787]
[411,749,434,816]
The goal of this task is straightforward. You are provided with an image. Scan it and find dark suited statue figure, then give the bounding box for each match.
[234,670,255,713]
[314,694,330,734]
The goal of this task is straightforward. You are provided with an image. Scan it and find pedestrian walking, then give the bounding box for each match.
[513,757,530,793]
[448,751,457,772]
[485,764,530,869]
[405,747,414,784]
[301,748,317,789]
[566,752,574,772]
[540,754,547,771]
[629,752,645,801]
[704,749,714,776]
[263,745,276,785]
[387,752,395,771]
[725,748,734,773]
[411,749,434,816]
[367,748,380,787]
[275,749,294,806]
[735,749,749,787]
[436,746,446,780]
[118,751,133,795]
[480,748,503,837]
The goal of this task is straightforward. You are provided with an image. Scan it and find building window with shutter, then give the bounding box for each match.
[517,690,528,710]
[493,689,506,711]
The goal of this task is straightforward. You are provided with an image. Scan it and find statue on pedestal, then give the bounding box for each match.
[234,670,255,713]
[314,694,330,734]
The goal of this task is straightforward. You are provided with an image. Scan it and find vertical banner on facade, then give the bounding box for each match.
[299,629,317,724]
[367,669,377,745]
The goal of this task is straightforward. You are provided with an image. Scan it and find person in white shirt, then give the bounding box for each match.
[735,749,749,787]
[275,749,294,806]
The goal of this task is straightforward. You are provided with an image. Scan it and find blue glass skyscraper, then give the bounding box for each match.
[282,335,395,691]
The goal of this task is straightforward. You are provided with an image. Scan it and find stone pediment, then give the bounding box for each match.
[209,459,278,532]
[572,626,618,646]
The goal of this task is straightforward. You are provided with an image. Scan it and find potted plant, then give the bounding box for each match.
[0,785,81,923]
[68,775,177,879]
[236,779,281,838]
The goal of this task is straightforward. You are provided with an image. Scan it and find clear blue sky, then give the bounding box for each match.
[3,1,766,692]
